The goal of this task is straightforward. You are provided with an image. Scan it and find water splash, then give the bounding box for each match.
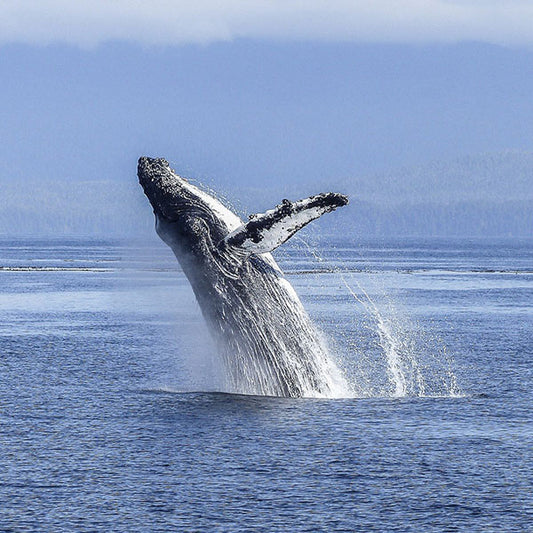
[291,237,462,398]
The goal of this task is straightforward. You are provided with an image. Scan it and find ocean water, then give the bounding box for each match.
[0,237,531,532]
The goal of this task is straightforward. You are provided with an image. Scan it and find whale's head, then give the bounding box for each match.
[138,156,242,257]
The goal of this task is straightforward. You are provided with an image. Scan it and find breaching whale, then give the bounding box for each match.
[138,157,349,397]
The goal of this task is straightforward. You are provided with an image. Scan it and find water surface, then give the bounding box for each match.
[1,237,531,531]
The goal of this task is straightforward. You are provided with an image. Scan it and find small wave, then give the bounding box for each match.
[284,267,532,275]
[0,265,184,273]
[472,392,491,399]
[0,266,112,272]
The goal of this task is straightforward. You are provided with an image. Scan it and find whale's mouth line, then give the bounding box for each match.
[153,209,176,222]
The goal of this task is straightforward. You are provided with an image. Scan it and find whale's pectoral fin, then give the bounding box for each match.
[221,193,348,254]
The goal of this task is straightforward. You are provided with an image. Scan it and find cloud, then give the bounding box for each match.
[1,1,533,47]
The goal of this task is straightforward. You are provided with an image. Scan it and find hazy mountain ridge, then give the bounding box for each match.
[1,152,531,238]
[240,152,533,238]
[337,151,533,204]
[1,181,152,237]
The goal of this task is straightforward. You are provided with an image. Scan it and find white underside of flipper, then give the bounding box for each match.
[222,193,348,254]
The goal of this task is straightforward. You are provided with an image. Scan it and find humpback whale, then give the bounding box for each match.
[138,157,349,397]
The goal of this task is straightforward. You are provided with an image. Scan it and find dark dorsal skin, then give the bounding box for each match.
[138,156,349,397]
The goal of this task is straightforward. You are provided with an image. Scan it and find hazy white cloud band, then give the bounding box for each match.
[1,1,532,47]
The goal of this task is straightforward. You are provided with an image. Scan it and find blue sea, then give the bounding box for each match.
[1,237,531,532]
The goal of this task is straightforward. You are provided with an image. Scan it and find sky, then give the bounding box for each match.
[1,2,532,236]
[2,1,533,47]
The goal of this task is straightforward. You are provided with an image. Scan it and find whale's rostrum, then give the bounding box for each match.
[138,156,349,397]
